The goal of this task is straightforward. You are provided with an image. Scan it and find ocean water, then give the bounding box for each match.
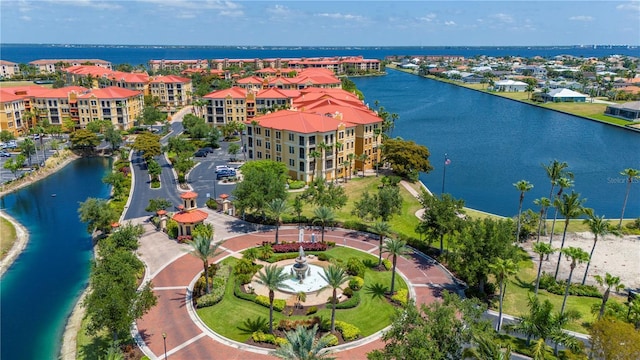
[0,157,111,360]
[1,44,638,65]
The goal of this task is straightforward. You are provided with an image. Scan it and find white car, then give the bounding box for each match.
[215,165,232,173]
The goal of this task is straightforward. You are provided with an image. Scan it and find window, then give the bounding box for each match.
[247,127,252,135]
[309,135,316,145]
[299,136,305,146]
[265,129,271,137]
[289,146,294,154]
[257,151,262,159]
[276,156,281,162]
[266,153,271,159]
[265,142,271,149]
[299,161,305,172]
[299,147,305,159]
[256,128,261,135]
[276,144,281,152]
[275,131,281,139]
[339,131,344,139]
[289,159,295,167]
[256,139,262,147]
[288,133,294,141]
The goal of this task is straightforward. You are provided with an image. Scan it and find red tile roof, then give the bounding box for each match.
[0,90,23,102]
[237,76,264,85]
[203,86,247,99]
[172,209,208,224]
[78,86,142,99]
[150,75,190,83]
[256,88,290,99]
[180,191,199,199]
[64,65,113,77]
[250,110,355,133]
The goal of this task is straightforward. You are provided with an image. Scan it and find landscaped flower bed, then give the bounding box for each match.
[271,242,327,253]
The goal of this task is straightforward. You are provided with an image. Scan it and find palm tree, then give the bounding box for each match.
[318,142,332,181]
[312,206,335,243]
[271,324,336,360]
[295,291,306,309]
[463,333,511,360]
[554,191,587,280]
[548,177,574,247]
[320,265,350,332]
[357,153,368,176]
[373,128,382,176]
[513,180,534,242]
[533,197,551,243]
[559,247,590,315]
[594,273,625,320]
[341,160,350,183]
[582,210,620,285]
[266,198,291,245]
[542,160,572,235]
[333,141,343,182]
[256,265,292,333]
[618,168,640,229]
[489,258,519,331]
[347,153,355,180]
[370,221,391,267]
[187,234,224,294]
[532,242,555,295]
[382,238,409,295]
[309,150,322,182]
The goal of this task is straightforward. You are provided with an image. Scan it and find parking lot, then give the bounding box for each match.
[188,140,244,207]
[0,137,59,183]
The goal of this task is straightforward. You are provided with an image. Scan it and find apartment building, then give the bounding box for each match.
[0,60,20,79]
[30,86,88,126]
[149,75,193,109]
[209,56,381,75]
[64,65,114,88]
[202,87,247,125]
[148,59,209,72]
[30,59,112,74]
[0,90,26,136]
[76,87,144,130]
[246,110,358,182]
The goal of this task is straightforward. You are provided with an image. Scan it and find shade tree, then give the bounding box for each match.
[381,137,433,181]
[232,160,288,216]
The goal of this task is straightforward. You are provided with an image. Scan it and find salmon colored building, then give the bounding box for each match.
[172,192,208,238]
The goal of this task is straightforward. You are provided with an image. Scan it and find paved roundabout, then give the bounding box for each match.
[132,211,461,360]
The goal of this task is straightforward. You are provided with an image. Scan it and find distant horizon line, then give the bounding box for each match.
[3,43,639,48]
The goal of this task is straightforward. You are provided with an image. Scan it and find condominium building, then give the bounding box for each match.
[0,90,26,136]
[148,59,209,72]
[30,59,112,74]
[30,86,88,126]
[76,87,144,130]
[149,75,193,109]
[0,60,20,79]
[203,87,247,125]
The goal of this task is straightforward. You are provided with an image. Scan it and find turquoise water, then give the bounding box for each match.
[0,157,111,360]
[352,70,640,218]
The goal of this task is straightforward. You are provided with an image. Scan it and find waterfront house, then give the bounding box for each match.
[0,60,19,79]
[30,59,112,74]
[539,88,588,102]
[493,80,528,92]
[148,59,208,72]
[604,101,640,121]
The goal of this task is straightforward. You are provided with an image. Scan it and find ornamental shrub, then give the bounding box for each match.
[166,219,179,239]
[342,220,368,232]
[287,180,306,190]
[335,321,361,341]
[234,281,257,302]
[324,334,339,347]
[317,253,331,261]
[255,295,286,312]
[252,331,277,344]
[349,277,364,291]
[275,337,288,347]
[327,291,360,309]
[382,259,392,271]
[306,306,318,315]
[391,289,409,306]
[272,242,327,253]
[345,257,366,277]
[342,287,354,297]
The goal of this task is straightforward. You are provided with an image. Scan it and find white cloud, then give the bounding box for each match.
[491,13,513,23]
[220,9,243,17]
[20,15,31,21]
[444,20,456,26]
[139,0,242,14]
[177,12,196,19]
[418,13,437,22]
[316,12,366,22]
[54,0,122,10]
[267,4,290,16]
[616,2,640,12]
[569,15,594,21]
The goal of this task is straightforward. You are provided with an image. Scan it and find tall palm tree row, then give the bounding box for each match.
[533,197,551,243]
[618,168,640,229]
[320,265,350,333]
[513,180,534,242]
[553,191,587,280]
[559,247,590,315]
[581,210,619,285]
[489,258,519,331]
[382,238,409,295]
[266,198,291,245]
[594,273,625,320]
[256,265,292,334]
[187,233,224,295]
[532,242,555,295]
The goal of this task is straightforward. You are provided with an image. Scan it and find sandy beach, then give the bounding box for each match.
[523,233,640,291]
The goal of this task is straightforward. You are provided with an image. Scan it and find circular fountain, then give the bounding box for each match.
[277,246,328,293]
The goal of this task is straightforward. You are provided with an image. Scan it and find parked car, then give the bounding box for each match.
[215,165,232,173]
[194,150,208,157]
[200,147,214,154]
[5,141,17,149]
[0,150,11,157]
[31,134,40,140]
[216,169,236,180]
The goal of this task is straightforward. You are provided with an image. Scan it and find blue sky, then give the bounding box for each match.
[1,1,639,46]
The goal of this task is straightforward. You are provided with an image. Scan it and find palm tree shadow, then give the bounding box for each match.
[514,275,534,291]
[169,290,188,308]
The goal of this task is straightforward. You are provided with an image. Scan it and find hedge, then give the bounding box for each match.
[234,281,257,302]
[272,242,328,253]
[326,291,361,309]
[196,266,231,308]
[349,277,364,291]
[539,273,602,298]
[391,289,409,306]
[251,331,287,346]
[255,295,286,312]
[335,321,361,341]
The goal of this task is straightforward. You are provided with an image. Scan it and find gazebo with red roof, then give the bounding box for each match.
[172,191,208,238]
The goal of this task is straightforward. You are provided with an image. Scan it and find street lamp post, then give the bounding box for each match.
[162,332,167,360]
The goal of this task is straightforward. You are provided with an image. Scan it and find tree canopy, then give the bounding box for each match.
[382,137,433,181]
[131,132,161,160]
[232,160,288,215]
[70,129,100,152]
[78,197,119,235]
[301,178,348,209]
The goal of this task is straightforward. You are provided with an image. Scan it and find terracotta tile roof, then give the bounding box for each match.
[0,60,18,66]
[150,75,190,83]
[250,110,355,133]
[78,86,142,99]
[38,86,89,98]
[304,103,382,125]
[0,85,52,99]
[108,71,149,83]
[237,76,264,85]
[0,90,23,102]
[172,209,208,224]
[256,88,290,99]
[180,191,199,199]
[64,65,113,77]
[203,86,247,99]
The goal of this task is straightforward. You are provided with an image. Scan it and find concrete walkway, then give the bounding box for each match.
[133,211,459,359]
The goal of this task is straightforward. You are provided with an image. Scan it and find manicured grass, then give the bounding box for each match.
[76,314,111,360]
[0,80,52,88]
[0,216,17,259]
[197,247,407,342]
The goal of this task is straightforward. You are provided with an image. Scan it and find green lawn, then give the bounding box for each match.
[197,247,407,342]
[0,216,17,259]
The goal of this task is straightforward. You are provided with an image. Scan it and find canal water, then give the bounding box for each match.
[352,70,640,218]
[0,157,111,360]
